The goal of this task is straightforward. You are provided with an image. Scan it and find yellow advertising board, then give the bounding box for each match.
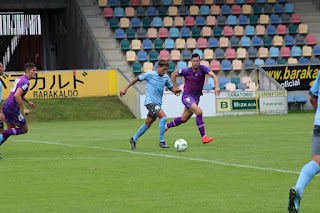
[1,70,117,100]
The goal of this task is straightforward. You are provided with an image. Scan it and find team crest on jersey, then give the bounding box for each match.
[178,69,182,74]
[22,84,28,90]
[186,97,191,103]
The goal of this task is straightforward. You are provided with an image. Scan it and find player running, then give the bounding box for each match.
[120,60,181,150]
[0,63,36,145]
[165,53,220,144]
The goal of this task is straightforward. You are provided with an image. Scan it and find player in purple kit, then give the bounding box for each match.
[165,53,220,144]
[0,63,36,145]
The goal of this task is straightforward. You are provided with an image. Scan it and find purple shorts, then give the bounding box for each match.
[182,94,200,109]
[3,106,27,126]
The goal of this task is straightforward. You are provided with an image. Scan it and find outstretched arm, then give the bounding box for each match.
[120,77,139,97]
[15,88,31,115]
[207,71,220,96]
[170,70,179,89]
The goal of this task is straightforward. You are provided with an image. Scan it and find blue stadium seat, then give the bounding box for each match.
[153,17,162,27]
[217,16,227,26]
[252,36,262,47]
[285,35,294,46]
[136,7,146,17]
[208,78,215,88]
[114,8,124,17]
[278,0,287,2]
[245,25,255,36]
[143,39,152,50]
[285,3,294,13]
[264,4,273,14]
[227,15,237,26]
[299,58,309,64]
[200,5,210,15]
[131,18,141,28]
[314,46,320,56]
[169,28,179,38]
[152,0,162,6]
[215,48,225,59]
[255,59,264,66]
[222,60,231,71]
[195,16,206,26]
[179,6,189,16]
[310,57,320,63]
[165,39,174,49]
[243,59,254,70]
[270,14,280,25]
[181,27,190,38]
[266,59,276,65]
[137,28,147,39]
[292,46,301,57]
[109,0,119,7]
[230,37,240,47]
[239,15,248,25]
[266,25,276,35]
[163,0,172,5]
[115,29,125,39]
[257,0,266,3]
[193,49,203,59]
[208,38,218,48]
[281,14,291,24]
[203,83,213,92]
[182,49,192,60]
[270,47,279,58]
[138,51,148,61]
[219,77,229,87]
[274,4,283,14]
[248,47,258,58]
[236,0,245,4]
[295,95,307,103]
[288,96,295,104]
[221,5,231,15]
[147,7,157,17]
[241,36,251,47]
[177,61,187,69]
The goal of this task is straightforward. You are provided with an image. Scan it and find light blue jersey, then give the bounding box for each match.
[310,72,320,125]
[138,71,173,106]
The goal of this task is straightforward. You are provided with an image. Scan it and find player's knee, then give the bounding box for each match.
[160,117,167,124]
[22,128,28,134]
[195,109,203,116]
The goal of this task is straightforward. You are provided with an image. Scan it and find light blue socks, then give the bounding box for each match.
[159,117,167,142]
[133,124,149,141]
[295,161,320,196]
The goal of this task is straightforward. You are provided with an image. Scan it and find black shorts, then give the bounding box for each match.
[312,125,320,156]
[146,103,161,121]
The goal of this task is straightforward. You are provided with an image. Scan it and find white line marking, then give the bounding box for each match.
[5,157,158,160]
[13,139,301,174]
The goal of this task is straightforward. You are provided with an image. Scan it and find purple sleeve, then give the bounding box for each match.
[177,67,190,76]
[19,80,30,91]
[201,65,211,74]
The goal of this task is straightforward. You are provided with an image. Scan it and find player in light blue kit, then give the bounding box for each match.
[288,72,320,213]
[165,53,220,144]
[0,63,36,145]
[120,60,181,149]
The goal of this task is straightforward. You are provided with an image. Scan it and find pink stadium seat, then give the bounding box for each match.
[148,28,157,38]
[291,14,301,24]
[211,5,220,15]
[306,35,316,45]
[247,0,256,3]
[197,38,208,48]
[206,16,216,26]
[234,26,244,36]
[104,8,113,18]
[159,28,169,38]
[259,47,269,58]
[171,50,181,61]
[187,38,197,49]
[280,47,290,57]
[174,17,184,27]
[256,25,265,36]
[195,0,204,5]
[202,27,212,37]
[224,26,233,37]
[232,5,241,15]
[130,0,140,6]
[277,25,287,35]
[185,16,195,27]
[226,48,236,59]
[160,50,170,60]
[211,60,221,71]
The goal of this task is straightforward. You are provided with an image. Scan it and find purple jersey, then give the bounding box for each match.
[178,65,210,97]
[3,75,30,112]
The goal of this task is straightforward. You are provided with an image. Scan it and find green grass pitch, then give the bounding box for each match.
[1,112,320,212]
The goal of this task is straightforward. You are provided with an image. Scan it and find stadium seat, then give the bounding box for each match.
[302,46,312,57]
[253,4,262,14]
[219,37,229,48]
[143,62,154,72]
[200,5,210,15]
[182,49,192,60]
[176,38,186,49]
[121,39,131,50]
[206,16,216,26]
[270,47,279,57]
[265,58,276,65]
[248,47,258,58]
[219,77,229,87]
[291,14,301,24]
[185,16,195,27]
[193,49,203,59]
[126,50,136,62]
[288,57,298,64]
[256,25,266,36]
[232,5,241,15]
[163,17,173,27]
[131,17,141,28]
[226,48,236,59]
[245,25,254,36]
[114,8,124,17]
[215,48,225,59]
[217,16,227,26]
[125,7,135,17]
[177,61,187,69]
[158,6,168,16]
[104,8,113,18]
[263,36,273,47]
[109,18,119,28]
[264,4,273,14]
[237,47,247,59]
[237,83,247,91]
[284,35,294,46]
[153,17,162,28]
[195,0,204,4]
[242,76,252,86]
[306,35,316,45]
[234,26,244,36]
[165,39,175,49]
[115,29,125,39]
[143,39,152,50]
[171,50,180,61]
[187,38,197,49]
[208,38,218,48]
[232,60,242,70]
[241,36,251,47]
[210,60,221,71]
[281,14,291,24]
[204,49,214,60]
[207,77,215,88]
[147,28,157,38]
[310,57,320,63]
[200,60,209,67]
[280,47,290,57]
[221,5,231,15]
[222,60,232,71]
[274,4,283,14]
[196,16,206,26]
[314,46,320,56]
[213,26,223,37]
[225,82,236,91]
[287,96,295,104]
[167,61,176,72]
[142,0,151,6]
[169,28,179,38]
[198,38,207,48]
[285,3,294,13]
[174,17,184,27]
[130,0,139,6]
[159,28,169,38]
[270,14,280,25]
[291,46,301,57]
[239,15,248,25]
[152,0,162,6]
[192,27,201,37]
[266,25,276,35]
[260,15,269,25]
[179,6,189,16]
[160,50,170,60]
[249,15,259,25]
[288,24,297,35]
[168,6,178,16]
[137,28,147,39]
[99,0,107,6]
[120,18,130,28]
[149,50,159,61]
[202,27,212,37]
[154,39,164,50]
[132,39,142,50]
[243,59,254,70]
[142,17,152,27]
[223,26,233,37]
[163,0,172,5]
[132,62,142,73]
[120,0,130,7]
[173,0,183,5]
[277,58,287,64]
[236,0,245,4]
[230,37,240,47]
[259,47,269,58]
[273,36,283,46]
[243,5,252,15]
[299,58,308,64]
[277,25,287,35]
[136,7,146,17]
[295,35,305,46]
[138,50,148,61]
[181,27,190,38]
[211,5,220,15]
[190,6,199,15]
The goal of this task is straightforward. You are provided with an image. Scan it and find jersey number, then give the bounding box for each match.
[11,78,21,92]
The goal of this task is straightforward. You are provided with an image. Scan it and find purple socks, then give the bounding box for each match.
[167,117,184,128]
[3,128,24,140]
[196,115,205,138]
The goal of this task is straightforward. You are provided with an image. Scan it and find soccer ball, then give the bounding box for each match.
[174,139,188,152]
